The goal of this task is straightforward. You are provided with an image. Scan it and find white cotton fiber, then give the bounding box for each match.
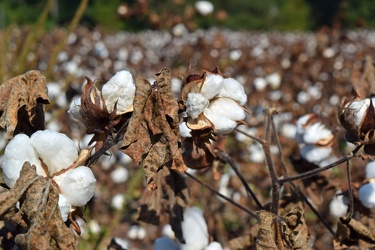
[217,78,247,105]
[58,194,71,222]
[203,108,237,135]
[180,207,209,250]
[208,98,246,122]
[186,93,209,119]
[359,182,375,209]
[200,73,224,100]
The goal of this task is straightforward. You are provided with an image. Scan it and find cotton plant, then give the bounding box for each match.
[1,130,96,221]
[295,113,335,166]
[358,161,375,209]
[181,67,247,135]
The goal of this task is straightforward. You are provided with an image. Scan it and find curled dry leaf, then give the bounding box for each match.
[0,162,79,249]
[0,70,50,141]
[121,68,187,190]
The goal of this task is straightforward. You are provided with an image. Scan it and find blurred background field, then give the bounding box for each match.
[1,0,375,249]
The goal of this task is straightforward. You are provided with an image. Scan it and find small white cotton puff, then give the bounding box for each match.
[180,207,209,250]
[329,193,348,218]
[58,166,96,206]
[217,78,247,105]
[31,130,78,176]
[366,161,375,179]
[186,93,210,119]
[1,134,42,187]
[111,167,129,184]
[102,70,135,114]
[359,182,375,209]
[203,108,237,135]
[154,237,180,250]
[302,122,332,145]
[300,145,332,165]
[127,225,146,240]
[58,194,72,222]
[200,73,224,100]
[112,193,125,210]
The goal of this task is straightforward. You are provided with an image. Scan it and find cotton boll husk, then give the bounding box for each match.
[68,97,82,122]
[154,237,180,250]
[302,122,332,145]
[1,134,43,187]
[200,73,224,100]
[110,167,129,184]
[102,70,135,114]
[300,145,332,165]
[366,161,375,179]
[180,207,209,250]
[31,130,78,176]
[359,182,375,209]
[217,78,247,105]
[58,194,72,222]
[58,166,96,207]
[186,93,209,119]
[205,242,223,250]
[208,98,246,122]
[203,108,237,135]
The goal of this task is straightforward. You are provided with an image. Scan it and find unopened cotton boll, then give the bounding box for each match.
[31,130,78,176]
[366,161,375,179]
[111,167,129,184]
[101,70,135,114]
[359,182,375,208]
[1,134,42,187]
[154,237,180,250]
[58,166,96,206]
[180,207,209,250]
[58,194,72,222]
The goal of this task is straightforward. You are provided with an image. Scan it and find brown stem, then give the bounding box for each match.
[185,171,258,220]
[235,128,264,144]
[216,150,264,210]
[346,160,354,218]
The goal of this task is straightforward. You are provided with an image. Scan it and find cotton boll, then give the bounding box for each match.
[205,242,223,250]
[300,145,332,165]
[195,1,214,16]
[266,72,281,89]
[31,130,78,176]
[186,93,209,119]
[88,220,101,234]
[102,70,135,114]
[329,194,348,218]
[154,237,180,250]
[127,225,146,240]
[359,182,375,208]
[200,73,224,100]
[112,193,125,210]
[179,122,192,137]
[302,122,332,145]
[162,224,176,239]
[180,207,208,250]
[208,98,246,122]
[58,166,96,206]
[203,108,237,135]
[1,134,42,187]
[217,78,247,105]
[253,77,267,91]
[58,194,72,222]
[111,167,129,184]
[366,161,375,179]
[68,97,82,122]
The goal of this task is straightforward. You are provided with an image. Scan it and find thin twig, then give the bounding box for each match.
[270,114,288,176]
[278,145,362,184]
[235,128,264,144]
[346,160,354,218]
[216,150,264,210]
[185,171,258,220]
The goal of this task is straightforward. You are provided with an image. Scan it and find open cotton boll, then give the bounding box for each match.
[186,93,209,119]
[200,73,224,100]
[205,242,223,250]
[347,99,371,128]
[102,70,135,114]
[302,122,332,144]
[329,193,348,218]
[154,237,180,250]
[300,145,332,165]
[31,130,78,176]
[203,108,237,135]
[58,166,96,206]
[58,194,72,222]
[366,161,375,179]
[217,78,247,105]
[208,98,246,122]
[110,167,129,184]
[359,182,375,208]
[180,207,209,250]
[1,134,42,187]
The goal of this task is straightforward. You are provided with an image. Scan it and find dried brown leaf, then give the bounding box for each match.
[0,70,49,141]
[121,68,187,190]
[137,167,189,243]
[229,234,255,250]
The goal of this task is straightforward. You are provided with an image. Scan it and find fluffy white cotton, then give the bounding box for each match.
[68,97,82,121]
[300,145,332,165]
[186,93,209,119]
[266,72,281,89]
[154,237,180,250]
[329,193,348,218]
[111,193,125,210]
[162,224,176,239]
[31,130,78,176]
[347,99,371,128]
[254,77,267,91]
[205,242,223,250]
[58,194,72,222]
[102,70,135,114]
[208,98,246,122]
[180,207,208,250]
[359,182,375,209]
[302,122,332,145]
[58,166,96,206]
[366,161,375,179]
[200,73,224,100]
[127,225,146,240]
[113,238,130,249]
[195,1,214,15]
[217,78,247,105]
[1,134,42,187]
[110,167,129,184]
[203,108,237,135]
[179,122,192,137]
